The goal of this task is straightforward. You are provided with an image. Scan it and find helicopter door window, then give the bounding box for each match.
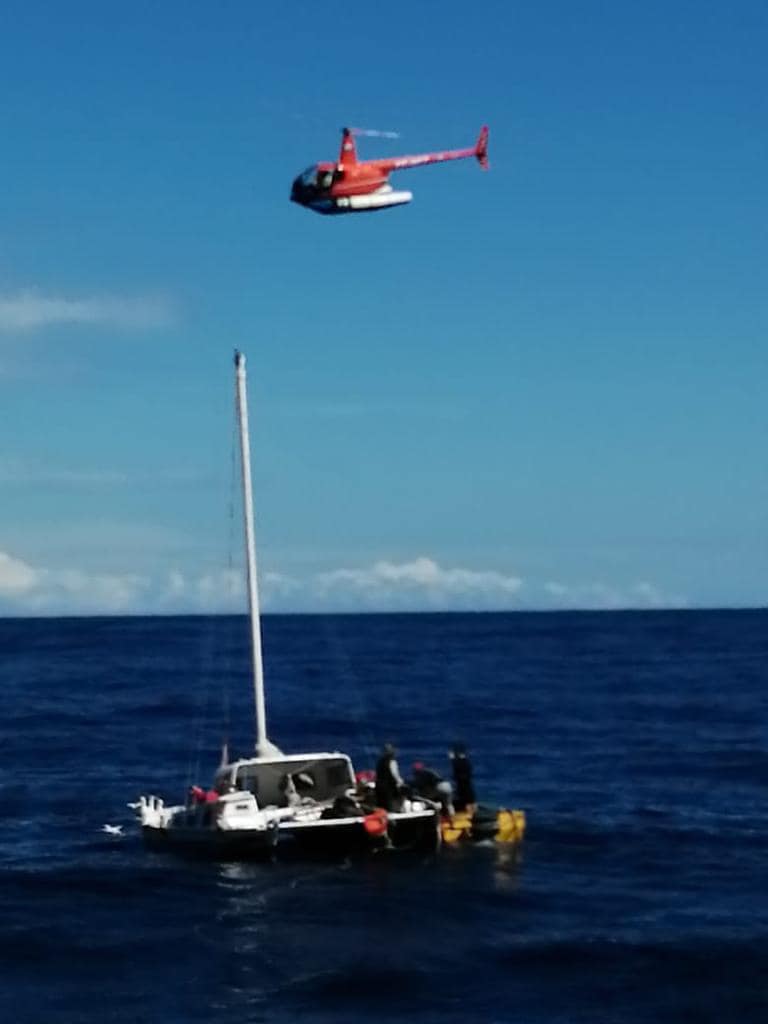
[317,170,334,189]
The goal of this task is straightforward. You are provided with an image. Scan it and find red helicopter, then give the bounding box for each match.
[290,125,489,215]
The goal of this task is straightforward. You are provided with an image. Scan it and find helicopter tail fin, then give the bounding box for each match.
[475,125,489,170]
[338,127,358,168]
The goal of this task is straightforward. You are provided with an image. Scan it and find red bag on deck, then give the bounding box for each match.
[363,808,388,836]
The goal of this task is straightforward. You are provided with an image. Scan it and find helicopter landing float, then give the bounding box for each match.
[290,125,489,215]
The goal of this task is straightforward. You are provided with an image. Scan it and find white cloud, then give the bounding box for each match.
[542,579,687,610]
[165,569,186,599]
[0,550,524,615]
[0,290,174,332]
[542,581,568,599]
[0,550,149,612]
[194,569,244,611]
[314,556,524,611]
[0,458,214,488]
[0,551,39,594]
[0,549,686,616]
[40,569,150,611]
[0,458,128,485]
[182,568,300,612]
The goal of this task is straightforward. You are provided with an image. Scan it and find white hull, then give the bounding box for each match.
[138,797,438,860]
[136,753,440,860]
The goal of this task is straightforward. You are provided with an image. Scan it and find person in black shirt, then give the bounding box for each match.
[375,743,405,811]
[449,743,476,812]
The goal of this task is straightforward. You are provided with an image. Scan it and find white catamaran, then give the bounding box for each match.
[134,351,440,859]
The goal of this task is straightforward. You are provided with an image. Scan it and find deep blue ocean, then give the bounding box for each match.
[1,610,766,1023]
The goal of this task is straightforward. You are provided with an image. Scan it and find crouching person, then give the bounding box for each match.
[410,761,455,817]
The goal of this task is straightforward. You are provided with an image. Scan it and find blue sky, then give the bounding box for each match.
[1,0,766,614]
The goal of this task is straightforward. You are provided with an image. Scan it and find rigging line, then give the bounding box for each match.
[190,596,224,787]
[185,396,239,789]
[218,390,241,749]
[186,643,213,791]
[192,554,230,784]
[187,389,241,787]
[190,603,222,775]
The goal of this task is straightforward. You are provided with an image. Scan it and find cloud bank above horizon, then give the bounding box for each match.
[0,549,687,616]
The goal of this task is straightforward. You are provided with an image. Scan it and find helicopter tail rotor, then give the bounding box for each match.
[475,125,489,170]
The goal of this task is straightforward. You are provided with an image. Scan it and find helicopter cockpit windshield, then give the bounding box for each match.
[291,165,336,205]
[300,166,318,188]
[290,167,318,205]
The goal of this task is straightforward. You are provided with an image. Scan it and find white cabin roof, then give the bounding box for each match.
[224,751,353,770]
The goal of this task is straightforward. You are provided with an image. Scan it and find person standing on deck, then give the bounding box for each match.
[449,743,476,812]
[375,743,405,811]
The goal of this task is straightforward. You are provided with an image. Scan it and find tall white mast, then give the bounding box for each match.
[234,350,279,757]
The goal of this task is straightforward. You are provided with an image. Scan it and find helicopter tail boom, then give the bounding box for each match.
[386,125,490,173]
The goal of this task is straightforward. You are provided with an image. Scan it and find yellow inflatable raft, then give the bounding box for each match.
[440,807,526,845]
